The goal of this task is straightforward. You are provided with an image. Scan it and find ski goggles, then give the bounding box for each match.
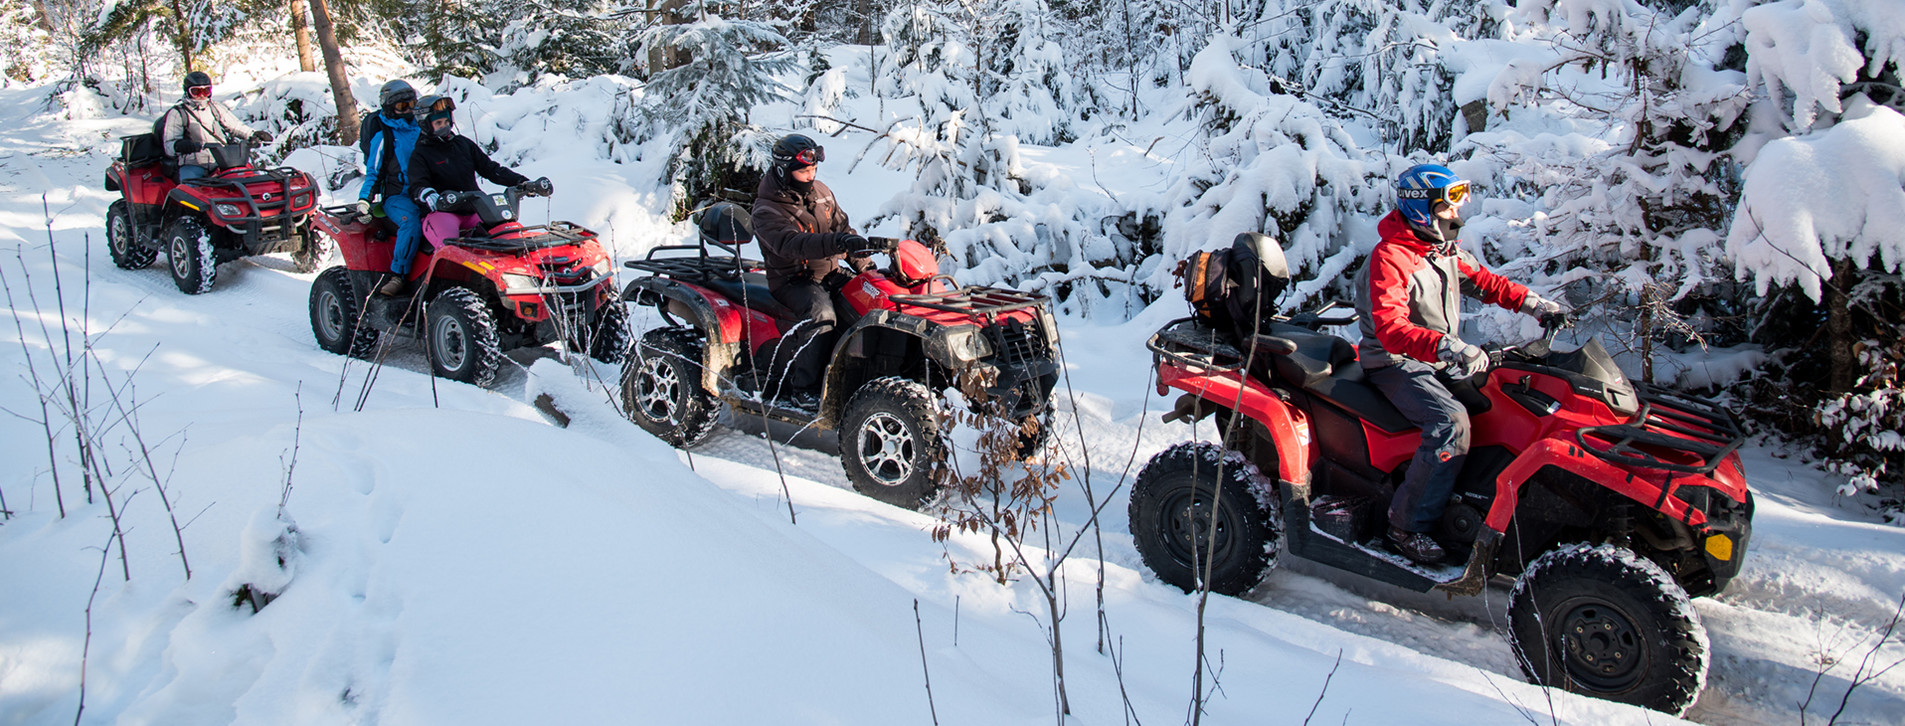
[1397,179,1471,208]
[388,94,417,114]
[791,146,824,166]
[425,97,456,115]
[186,85,213,100]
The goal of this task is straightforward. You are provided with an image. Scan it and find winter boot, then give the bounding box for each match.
[377,274,408,297]
[1387,525,1446,565]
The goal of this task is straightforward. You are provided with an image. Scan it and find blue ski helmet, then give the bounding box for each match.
[1395,164,1472,227]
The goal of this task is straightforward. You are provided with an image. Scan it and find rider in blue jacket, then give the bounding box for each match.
[357,80,424,296]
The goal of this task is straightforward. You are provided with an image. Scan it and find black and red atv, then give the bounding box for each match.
[104,135,323,294]
[1130,233,1752,715]
[619,202,1059,509]
[306,187,627,387]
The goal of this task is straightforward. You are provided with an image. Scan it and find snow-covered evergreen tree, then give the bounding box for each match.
[1449,0,1753,383]
[632,4,795,209]
[1722,0,1904,496]
[1147,34,1387,309]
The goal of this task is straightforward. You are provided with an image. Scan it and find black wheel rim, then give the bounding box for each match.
[1158,485,1234,570]
[1550,595,1649,692]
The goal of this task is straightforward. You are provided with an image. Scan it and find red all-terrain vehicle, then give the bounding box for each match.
[620,202,1059,508]
[306,187,627,386]
[104,135,323,293]
[1130,233,1752,714]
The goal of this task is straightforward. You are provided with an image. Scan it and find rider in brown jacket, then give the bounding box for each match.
[750,134,892,404]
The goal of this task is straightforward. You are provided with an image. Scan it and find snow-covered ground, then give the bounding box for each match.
[2,64,1902,726]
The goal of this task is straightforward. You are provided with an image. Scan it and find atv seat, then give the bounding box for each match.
[1259,323,1413,433]
[702,272,799,322]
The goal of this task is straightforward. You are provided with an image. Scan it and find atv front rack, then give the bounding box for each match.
[450,221,596,252]
[1575,385,1745,474]
[182,166,311,224]
[886,287,1048,322]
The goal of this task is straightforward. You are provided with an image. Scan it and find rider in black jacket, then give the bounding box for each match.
[394,95,550,295]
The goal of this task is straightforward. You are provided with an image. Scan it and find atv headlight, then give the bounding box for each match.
[214,203,242,218]
[945,327,993,363]
[501,272,543,294]
[591,257,612,279]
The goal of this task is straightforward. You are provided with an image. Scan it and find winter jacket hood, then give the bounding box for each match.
[751,172,856,288]
[1353,210,1529,368]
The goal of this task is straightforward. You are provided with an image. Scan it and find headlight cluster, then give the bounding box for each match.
[591,257,612,279]
[214,203,243,218]
[945,327,994,363]
[501,272,542,293]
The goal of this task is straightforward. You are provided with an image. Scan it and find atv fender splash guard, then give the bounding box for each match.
[624,276,745,393]
[1157,362,1314,486]
[1488,437,1716,534]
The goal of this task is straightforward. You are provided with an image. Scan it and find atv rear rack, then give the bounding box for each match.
[1575,385,1745,474]
[1146,317,1247,373]
[622,240,762,281]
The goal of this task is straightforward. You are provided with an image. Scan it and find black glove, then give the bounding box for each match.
[251,130,273,143]
[1539,310,1575,330]
[522,177,553,197]
[174,138,201,154]
[842,234,891,254]
[865,236,897,253]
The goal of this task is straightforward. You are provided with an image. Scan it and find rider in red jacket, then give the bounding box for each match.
[1353,164,1566,564]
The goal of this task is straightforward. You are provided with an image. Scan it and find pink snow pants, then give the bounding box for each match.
[422,212,483,251]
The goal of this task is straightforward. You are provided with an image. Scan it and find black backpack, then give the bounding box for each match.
[1175,232,1290,337]
[358,112,386,158]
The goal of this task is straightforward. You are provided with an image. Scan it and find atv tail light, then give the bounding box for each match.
[214,203,242,218]
[1704,533,1734,561]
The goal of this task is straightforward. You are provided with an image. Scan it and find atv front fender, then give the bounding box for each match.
[623,276,743,393]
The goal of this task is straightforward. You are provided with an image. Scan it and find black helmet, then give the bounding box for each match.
[772,134,824,171]
[182,71,212,94]
[415,95,457,139]
[378,80,417,116]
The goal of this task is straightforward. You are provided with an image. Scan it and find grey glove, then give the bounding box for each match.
[251,130,273,143]
[353,199,373,220]
[1520,292,1567,317]
[523,177,553,197]
[1437,336,1489,379]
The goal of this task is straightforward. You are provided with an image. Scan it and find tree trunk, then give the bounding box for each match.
[1828,256,1856,393]
[168,0,196,71]
[307,0,358,146]
[291,0,317,73]
[648,0,691,73]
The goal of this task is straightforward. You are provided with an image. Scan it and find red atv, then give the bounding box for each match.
[1130,234,1752,715]
[104,135,323,293]
[619,202,1059,509]
[306,187,627,386]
